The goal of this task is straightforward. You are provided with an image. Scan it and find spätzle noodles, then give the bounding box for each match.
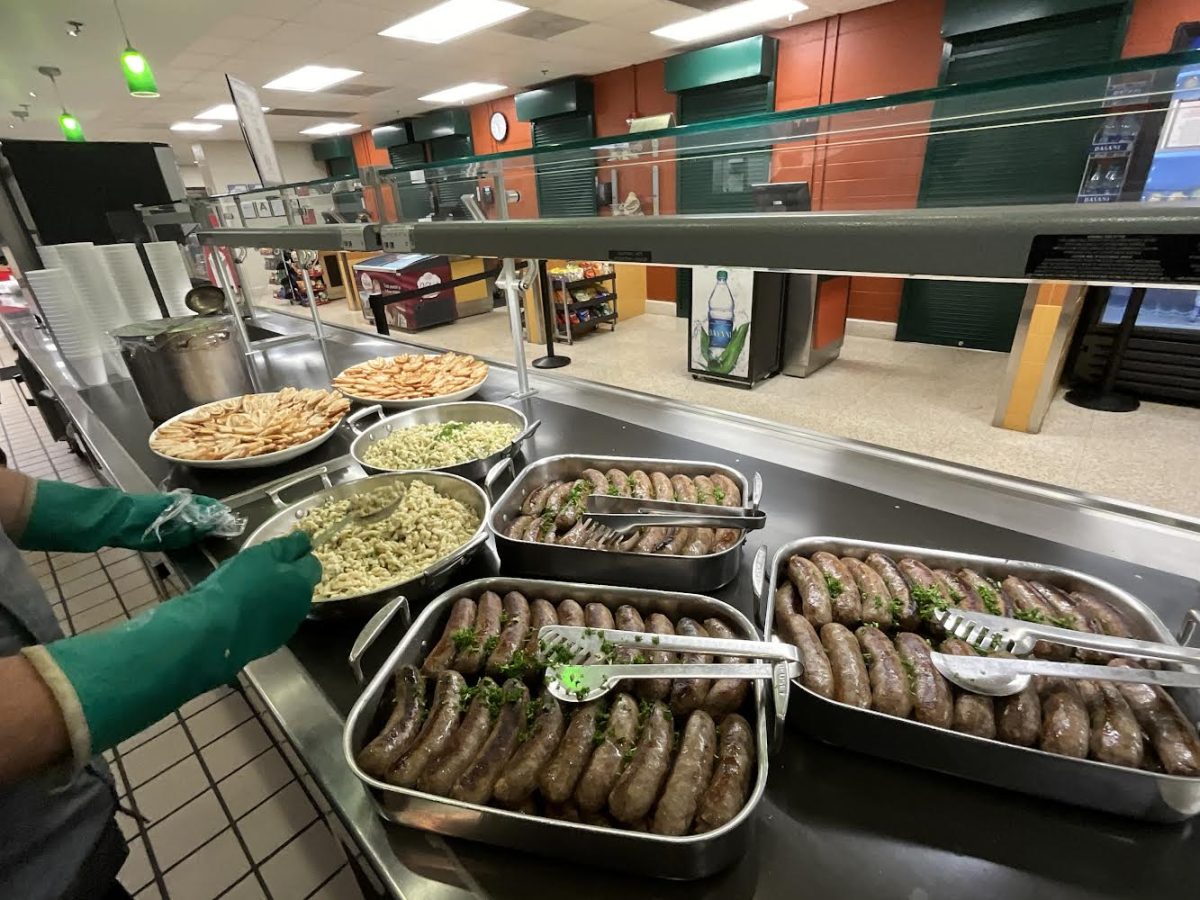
[294,480,481,601]
[362,420,520,471]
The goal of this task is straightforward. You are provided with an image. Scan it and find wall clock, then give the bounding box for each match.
[490,110,508,142]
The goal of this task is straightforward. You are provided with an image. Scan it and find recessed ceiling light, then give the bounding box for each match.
[195,103,270,121]
[379,0,528,44]
[652,0,807,42]
[263,65,362,93]
[419,82,506,104]
[170,121,222,132]
[300,121,361,136]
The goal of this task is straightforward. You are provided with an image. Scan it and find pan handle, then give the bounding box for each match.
[751,544,770,636]
[484,457,514,502]
[350,595,410,685]
[264,465,333,510]
[344,404,384,436]
[770,660,791,756]
[1179,609,1200,648]
[750,472,763,512]
[509,418,541,451]
[425,530,489,581]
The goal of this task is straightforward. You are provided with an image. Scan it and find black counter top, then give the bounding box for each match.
[11,308,1200,898]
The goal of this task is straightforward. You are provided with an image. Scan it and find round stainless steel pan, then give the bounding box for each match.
[242,470,491,618]
[346,401,539,482]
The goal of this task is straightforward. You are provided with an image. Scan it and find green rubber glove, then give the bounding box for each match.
[22,532,320,759]
[20,480,221,552]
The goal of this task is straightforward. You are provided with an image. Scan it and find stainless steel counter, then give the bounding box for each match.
[6,306,1200,899]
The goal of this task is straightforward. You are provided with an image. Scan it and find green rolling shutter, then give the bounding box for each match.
[532,113,597,218]
[897,5,1129,350]
[674,80,775,313]
[387,143,433,221]
[428,135,475,219]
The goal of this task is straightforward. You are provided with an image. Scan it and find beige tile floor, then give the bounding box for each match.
[307,300,1200,519]
[0,345,371,900]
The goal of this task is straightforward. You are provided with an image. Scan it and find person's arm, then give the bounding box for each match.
[0,467,35,541]
[0,654,72,782]
[1,465,221,553]
[1,532,319,787]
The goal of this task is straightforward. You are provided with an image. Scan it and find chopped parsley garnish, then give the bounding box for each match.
[435,422,468,441]
[451,627,479,651]
[823,574,844,599]
[899,655,917,692]
[712,488,726,503]
[543,643,574,666]
[891,596,908,620]
[861,649,874,666]
[651,635,661,646]
[1049,614,1076,630]
[910,584,951,622]
[482,634,500,656]
[498,649,536,679]
[631,652,648,665]
[976,584,1002,616]
[607,483,619,496]
[1013,607,1045,624]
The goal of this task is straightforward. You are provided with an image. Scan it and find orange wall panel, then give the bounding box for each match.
[1124,0,1197,56]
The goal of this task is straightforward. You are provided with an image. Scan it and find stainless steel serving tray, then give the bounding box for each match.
[342,577,770,879]
[759,537,1200,822]
[346,401,539,482]
[242,469,490,619]
[486,454,753,592]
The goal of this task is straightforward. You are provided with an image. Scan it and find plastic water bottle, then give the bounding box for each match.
[707,270,736,351]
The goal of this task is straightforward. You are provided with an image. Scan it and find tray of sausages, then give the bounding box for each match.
[486,454,753,591]
[343,577,768,878]
[760,537,1200,822]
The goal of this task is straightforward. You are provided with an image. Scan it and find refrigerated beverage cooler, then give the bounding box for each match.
[1069,30,1200,406]
[688,266,785,387]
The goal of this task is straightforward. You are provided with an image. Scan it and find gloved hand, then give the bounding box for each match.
[21,532,319,759]
[19,480,222,552]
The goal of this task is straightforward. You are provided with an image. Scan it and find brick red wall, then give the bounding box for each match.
[441,0,1183,317]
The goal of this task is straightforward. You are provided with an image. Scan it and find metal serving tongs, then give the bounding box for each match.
[929,607,1200,697]
[581,472,766,537]
[540,624,799,709]
[310,495,404,548]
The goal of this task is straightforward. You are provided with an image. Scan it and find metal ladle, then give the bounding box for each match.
[184,283,227,316]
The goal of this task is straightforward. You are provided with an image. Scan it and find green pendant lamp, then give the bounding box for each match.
[114,0,158,98]
[38,66,86,142]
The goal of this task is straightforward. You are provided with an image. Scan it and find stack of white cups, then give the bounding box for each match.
[98,244,161,322]
[52,242,132,339]
[144,242,194,317]
[25,268,107,385]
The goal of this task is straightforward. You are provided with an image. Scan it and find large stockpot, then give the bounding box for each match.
[486,454,754,592]
[346,401,539,482]
[113,315,254,423]
[758,537,1200,822]
[241,469,490,619]
[342,577,771,880]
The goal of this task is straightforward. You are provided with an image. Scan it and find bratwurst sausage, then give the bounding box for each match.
[356,666,426,778]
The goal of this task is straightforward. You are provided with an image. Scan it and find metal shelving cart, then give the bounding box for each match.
[549,268,618,344]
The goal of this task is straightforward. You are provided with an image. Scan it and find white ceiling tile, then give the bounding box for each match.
[604,0,696,31]
[545,0,646,21]
[168,52,231,71]
[205,15,288,40]
[298,0,404,32]
[247,0,322,18]
[182,36,254,58]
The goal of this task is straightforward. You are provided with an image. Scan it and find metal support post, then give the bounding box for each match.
[300,267,334,380]
[493,172,534,398]
[499,257,533,398]
[210,245,262,393]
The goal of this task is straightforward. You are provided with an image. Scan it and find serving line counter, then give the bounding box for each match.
[5,307,1200,899]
